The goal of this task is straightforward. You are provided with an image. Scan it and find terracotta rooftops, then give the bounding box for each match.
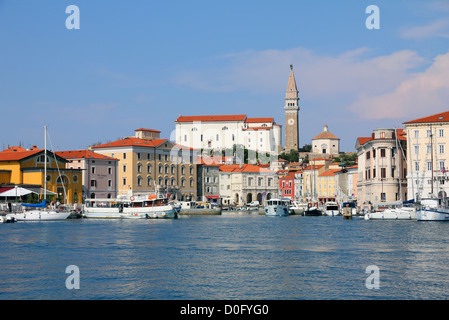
[91,137,169,149]
[56,150,118,161]
[403,111,449,124]
[175,114,275,124]
[176,115,247,122]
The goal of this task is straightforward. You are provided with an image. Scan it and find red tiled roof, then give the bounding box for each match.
[319,169,340,177]
[0,149,42,161]
[245,117,274,123]
[403,111,449,124]
[176,115,247,122]
[91,137,169,149]
[56,150,118,161]
[357,137,372,145]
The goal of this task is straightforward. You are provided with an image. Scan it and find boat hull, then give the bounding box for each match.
[365,209,416,220]
[416,209,449,221]
[6,210,71,221]
[265,205,289,216]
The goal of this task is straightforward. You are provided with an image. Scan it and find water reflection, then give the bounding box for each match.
[1,216,449,299]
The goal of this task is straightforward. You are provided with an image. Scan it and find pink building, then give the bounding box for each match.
[56,150,119,200]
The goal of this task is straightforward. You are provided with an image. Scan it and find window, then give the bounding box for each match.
[137,164,142,173]
[158,165,162,174]
[366,151,370,160]
[147,177,152,187]
[440,161,445,171]
[427,161,432,171]
[380,149,386,157]
[90,180,97,187]
[108,179,112,187]
[439,145,445,154]
[138,176,142,186]
[123,178,126,186]
[123,153,126,159]
[414,145,419,155]
[427,129,431,137]
[137,152,141,160]
[414,130,419,139]
[108,167,112,175]
[147,165,152,173]
[190,166,193,175]
[439,129,444,138]
[123,165,126,173]
[415,162,420,171]
[91,166,95,174]
[190,179,194,187]
[427,144,432,154]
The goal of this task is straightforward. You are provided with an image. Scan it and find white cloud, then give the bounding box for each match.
[172,47,427,101]
[348,51,449,119]
[401,19,449,39]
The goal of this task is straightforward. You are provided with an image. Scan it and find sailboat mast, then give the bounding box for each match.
[430,125,434,195]
[395,129,402,202]
[44,125,47,201]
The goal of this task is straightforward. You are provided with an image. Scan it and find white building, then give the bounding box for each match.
[219,164,279,206]
[403,111,449,200]
[174,114,282,157]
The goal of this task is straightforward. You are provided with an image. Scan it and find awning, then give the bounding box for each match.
[0,187,57,197]
[206,196,221,199]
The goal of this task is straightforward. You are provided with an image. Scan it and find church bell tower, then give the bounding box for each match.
[284,65,300,152]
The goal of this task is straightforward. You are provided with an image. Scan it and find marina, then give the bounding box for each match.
[2,213,449,300]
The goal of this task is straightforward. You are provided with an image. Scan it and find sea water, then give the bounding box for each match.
[1,214,449,300]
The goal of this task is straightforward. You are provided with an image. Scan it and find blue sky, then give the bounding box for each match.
[1,0,448,152]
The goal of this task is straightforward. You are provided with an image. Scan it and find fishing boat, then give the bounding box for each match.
[341,202,357,216]
[120,193,178,219]
[83,198,124,219]
[264,198,290,216]
[304,202,322,216]
[6,126,72,221]
[323,201,340,216]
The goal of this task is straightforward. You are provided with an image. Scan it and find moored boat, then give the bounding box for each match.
[83,198,124,219]
[416,198,449,221]
[304,202,322,216]
[323,201,340,216]
[264,198,290,216]
[121,193,178,219]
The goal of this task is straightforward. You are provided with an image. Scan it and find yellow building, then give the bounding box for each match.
[0,146,83,204]
[91,129,198,201]
[317,169,339,202]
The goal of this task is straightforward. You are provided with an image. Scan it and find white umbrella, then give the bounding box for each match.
[0,187,35,197]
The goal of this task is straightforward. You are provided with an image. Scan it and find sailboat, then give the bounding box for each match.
[416,126,449,221]
[6,126,72,221]
[365,129,416,220]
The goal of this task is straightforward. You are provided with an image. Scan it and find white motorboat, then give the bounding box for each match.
[264,198,290,216]
[416,198,449,221]
[365,207,416,220]
[323,201,340,216]
[83,198,124,219]
[121,193,178,219]
[290,201,306,215]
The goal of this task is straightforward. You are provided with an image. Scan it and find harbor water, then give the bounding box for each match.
[1,213,449,300]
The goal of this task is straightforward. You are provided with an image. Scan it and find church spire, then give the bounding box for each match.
[285,65,298,100]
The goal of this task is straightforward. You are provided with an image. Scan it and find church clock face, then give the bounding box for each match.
[288,118,295,125]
